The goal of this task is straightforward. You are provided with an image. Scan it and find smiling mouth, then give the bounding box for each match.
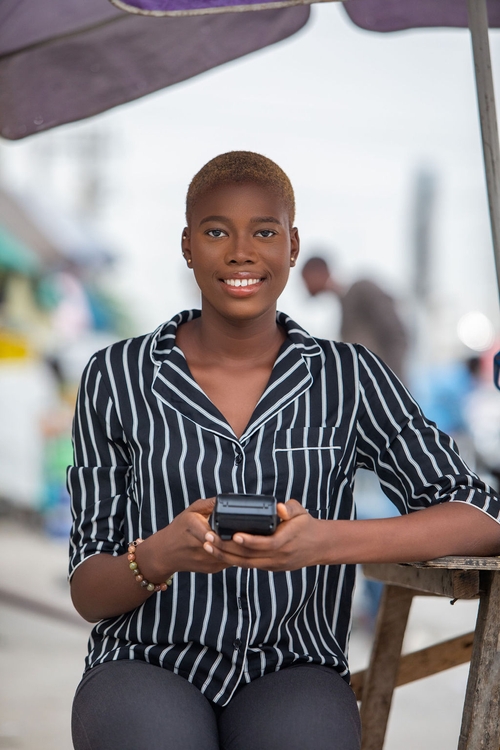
[222,278,262,287]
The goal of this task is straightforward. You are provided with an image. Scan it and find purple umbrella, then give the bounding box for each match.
[0,0,309,140]
[342,0,500,31]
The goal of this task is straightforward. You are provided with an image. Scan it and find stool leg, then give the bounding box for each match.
[359,585,414,750]
[458,570,500,750]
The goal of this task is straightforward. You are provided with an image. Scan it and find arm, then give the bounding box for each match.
[68,354,227,623]
[201,347,500,569]
[71,497,223,622]
[71,550,153,623]
[330,500,500,562]
[200,497,500,572]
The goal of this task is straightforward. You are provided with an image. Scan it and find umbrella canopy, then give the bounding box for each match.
[342,0,500,31]
[0,0,309,140]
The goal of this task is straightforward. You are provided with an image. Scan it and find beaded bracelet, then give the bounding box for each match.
[127,538,173,593]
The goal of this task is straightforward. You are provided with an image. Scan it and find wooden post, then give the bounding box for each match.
[359,585,414,750]
[467,0,500,302]
[458,571,500,750]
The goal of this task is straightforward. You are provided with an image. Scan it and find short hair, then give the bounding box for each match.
[186,151,295,225]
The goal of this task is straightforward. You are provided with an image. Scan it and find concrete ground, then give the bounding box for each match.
[0,518,478,750]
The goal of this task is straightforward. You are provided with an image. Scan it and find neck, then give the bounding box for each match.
[191,303,284,365]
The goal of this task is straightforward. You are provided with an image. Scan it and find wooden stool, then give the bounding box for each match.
[350,557,500,750]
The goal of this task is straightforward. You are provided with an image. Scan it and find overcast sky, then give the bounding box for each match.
[2,2,500,358]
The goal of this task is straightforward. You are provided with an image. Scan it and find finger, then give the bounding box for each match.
[204,532,257,554]
[277,503,290,521]
[186,497,216,518]
[206,532,285,560]
[202,541,272,568]
[202,542,300,572]
[277,499,308,521]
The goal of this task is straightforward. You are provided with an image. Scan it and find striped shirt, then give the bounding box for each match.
[68,309,500,705]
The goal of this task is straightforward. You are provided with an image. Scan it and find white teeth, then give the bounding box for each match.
[224,278,260,287]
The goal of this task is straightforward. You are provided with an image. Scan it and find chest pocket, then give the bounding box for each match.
[273,427,343,515]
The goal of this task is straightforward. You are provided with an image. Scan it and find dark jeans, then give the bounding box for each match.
[72,660,361,750]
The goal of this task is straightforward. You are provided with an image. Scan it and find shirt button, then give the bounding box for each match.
[235,452,243,465]
[233,638,241,650]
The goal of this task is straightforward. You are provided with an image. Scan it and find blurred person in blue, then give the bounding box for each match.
[301,255,410,626]
[68,152,500,750]
[413,355,480,472]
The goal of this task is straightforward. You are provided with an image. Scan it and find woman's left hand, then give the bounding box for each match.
[203,500,328,571]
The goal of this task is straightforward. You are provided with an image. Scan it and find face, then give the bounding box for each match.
[182,182,299,323]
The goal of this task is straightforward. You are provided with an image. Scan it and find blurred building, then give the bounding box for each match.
[0,185,128,524]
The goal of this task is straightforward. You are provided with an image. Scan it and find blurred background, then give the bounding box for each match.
[1,3,500,748]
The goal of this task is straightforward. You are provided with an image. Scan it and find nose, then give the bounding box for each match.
[225,233,257,265]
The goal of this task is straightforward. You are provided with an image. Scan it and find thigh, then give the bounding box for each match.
[218,664,361,750]
[72,660,220,750]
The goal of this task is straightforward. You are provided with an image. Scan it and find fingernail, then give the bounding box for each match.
[233,535,243,544]
[205,533,215,543]
[204,543,213,554]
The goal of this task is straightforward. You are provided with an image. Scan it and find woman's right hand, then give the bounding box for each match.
[136,497,231,582]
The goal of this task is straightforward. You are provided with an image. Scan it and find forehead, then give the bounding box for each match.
[188,182,291,225]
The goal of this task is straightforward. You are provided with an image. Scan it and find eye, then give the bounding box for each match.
[255,229,276,238]
[206,229,227,238]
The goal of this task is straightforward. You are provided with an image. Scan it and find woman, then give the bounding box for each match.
[69,151,500,750]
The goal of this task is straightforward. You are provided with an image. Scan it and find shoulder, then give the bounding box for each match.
[304,334,365,380]
[347,278,390,300]
[320,339,393,381]
[281,311,361,364]
[91,330,156,372]
[75,333,155,404]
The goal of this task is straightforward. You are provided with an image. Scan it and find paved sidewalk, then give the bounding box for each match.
[0,519,91,750]
[0,518,478,749]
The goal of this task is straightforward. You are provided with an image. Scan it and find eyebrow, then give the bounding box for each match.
[199,215,229,226]
[250,216,282,225]
[199,215,282,226]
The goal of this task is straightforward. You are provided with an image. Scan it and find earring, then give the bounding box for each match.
[291,257,296,266]
[187,258,192,266]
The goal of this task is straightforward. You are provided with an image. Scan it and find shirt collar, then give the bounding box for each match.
[149,309,322,442]
[150,309,322,366]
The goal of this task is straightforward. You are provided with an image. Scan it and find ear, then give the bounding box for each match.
[181,228,192,267]
[290,227,300,267]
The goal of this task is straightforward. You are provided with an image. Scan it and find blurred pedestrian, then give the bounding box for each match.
[302,255,410,627]
[301,256,408,382]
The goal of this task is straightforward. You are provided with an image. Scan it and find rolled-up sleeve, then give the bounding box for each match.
[354,345,500,522]
[68,354,131,579]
